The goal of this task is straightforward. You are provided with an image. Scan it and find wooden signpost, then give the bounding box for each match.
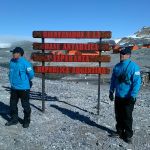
[32,31,111,114]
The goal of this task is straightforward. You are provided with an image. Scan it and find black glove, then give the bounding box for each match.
[29,80,33,88]
[130,96,136,104]
[126,97,136,105]
[130,96,136,101]
[109,92,114,101]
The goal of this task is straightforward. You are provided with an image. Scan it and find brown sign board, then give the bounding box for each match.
[33,31,111,39]
[34,66,110,74]
[33,43,110,51]
[31,53,111,62]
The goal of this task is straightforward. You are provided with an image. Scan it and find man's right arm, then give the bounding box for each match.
[109,67,116,101]
[110,67,116,94]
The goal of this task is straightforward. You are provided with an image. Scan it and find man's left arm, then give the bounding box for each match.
[130,66,141,99]
[26,62,34,80]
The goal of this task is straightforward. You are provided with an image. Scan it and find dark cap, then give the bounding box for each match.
[11,47,24,56]
[120,47,131,55]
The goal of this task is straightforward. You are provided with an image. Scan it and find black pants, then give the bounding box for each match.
[10,89,31,121]
[115,96,135,138]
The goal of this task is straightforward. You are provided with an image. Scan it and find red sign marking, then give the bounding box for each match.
[31,53,111,62]
[34,66,110,74]
[33,31,111,39]
[33,43,110,51]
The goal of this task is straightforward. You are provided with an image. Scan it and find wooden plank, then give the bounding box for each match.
[31,53,111,62]
[33,31,111,39]
[33,43,110,51]
[34,66,110,74]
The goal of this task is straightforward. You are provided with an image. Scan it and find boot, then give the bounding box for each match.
[124,137,132,144]
[23,118,30,128]
[109,130,124,139]
[23,111,31,128]
[5,117,18,126]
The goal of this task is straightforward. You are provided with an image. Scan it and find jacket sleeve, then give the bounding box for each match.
[109,67,116,93]
[130,65,141,98]
[26,61,34,80]
[8,60,12,84]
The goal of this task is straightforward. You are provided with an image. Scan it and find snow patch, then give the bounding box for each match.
[114,38,121,44]
[0,43,11,48]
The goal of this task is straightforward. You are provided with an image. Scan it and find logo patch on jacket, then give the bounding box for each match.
[135,71,140,75]
[27,67,32,72]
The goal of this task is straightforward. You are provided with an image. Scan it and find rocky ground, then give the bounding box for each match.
[0,65,150,150]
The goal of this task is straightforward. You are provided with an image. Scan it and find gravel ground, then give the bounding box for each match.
[0,66,150,150]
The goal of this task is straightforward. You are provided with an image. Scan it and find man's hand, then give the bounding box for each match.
[29,80,33,88]
[126,97,136,105]
[130,96,136,101]
[109,91,114,101]
[130,96,136,104]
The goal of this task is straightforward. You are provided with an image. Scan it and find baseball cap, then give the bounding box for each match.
[120,47,131,55]
[11,47,24,56]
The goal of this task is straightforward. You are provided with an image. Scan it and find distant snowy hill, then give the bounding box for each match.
[117,26,150,46]
[135,26,150,38]
[0,35,33,49]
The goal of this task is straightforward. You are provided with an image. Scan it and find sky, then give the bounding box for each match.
[0,0,149,40]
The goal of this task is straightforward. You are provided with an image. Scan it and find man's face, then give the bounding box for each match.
[120,53,130,61]
[13,53,21,59]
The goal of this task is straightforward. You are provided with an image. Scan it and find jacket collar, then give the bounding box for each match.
[120,58,130,64]
[12,56,23,62]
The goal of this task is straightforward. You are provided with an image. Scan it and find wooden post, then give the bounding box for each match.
[97,38,102,115]
[42,38,45,112]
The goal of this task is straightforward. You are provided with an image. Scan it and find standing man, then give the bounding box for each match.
[109,47,141,143]
[5,47,34,128]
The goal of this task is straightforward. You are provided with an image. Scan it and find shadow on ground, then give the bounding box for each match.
[2,86,95,114]
[50,104,115,135]
[0,101,10,121]
[0,101,23,124]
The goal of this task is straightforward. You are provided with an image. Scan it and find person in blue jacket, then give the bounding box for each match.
[5,47,34,128]
[109,47,141,143]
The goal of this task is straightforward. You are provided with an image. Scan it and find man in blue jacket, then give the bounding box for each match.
[5,47,34,128]
[109,47,141,143]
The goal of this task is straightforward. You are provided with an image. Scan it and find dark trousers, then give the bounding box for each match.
[115,97,135,138]
[10,89,31,122]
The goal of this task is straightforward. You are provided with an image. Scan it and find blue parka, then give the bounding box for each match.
[9,57,34,90]
[110,59,141,99]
